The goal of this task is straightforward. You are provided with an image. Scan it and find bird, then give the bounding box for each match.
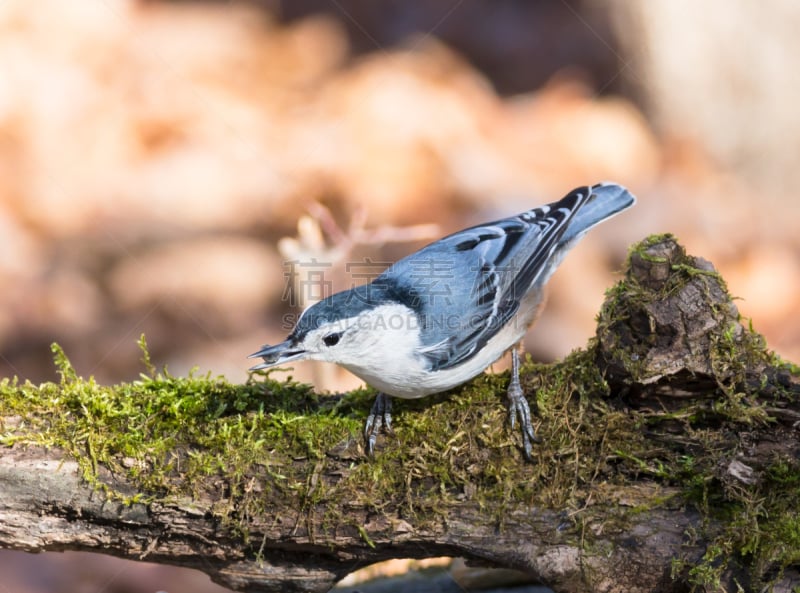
[249,183,636,459]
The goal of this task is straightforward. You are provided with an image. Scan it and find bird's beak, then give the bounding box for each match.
[248,339,306,371]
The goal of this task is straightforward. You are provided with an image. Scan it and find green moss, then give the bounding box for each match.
[0,337,629,532]
[2,339,360,530]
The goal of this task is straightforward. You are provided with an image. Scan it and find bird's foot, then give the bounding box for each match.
[364,393,393,456]
[507,349,540,460]
[507,381,540,461]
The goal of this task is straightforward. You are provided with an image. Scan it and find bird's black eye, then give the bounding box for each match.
[323,332,342,347]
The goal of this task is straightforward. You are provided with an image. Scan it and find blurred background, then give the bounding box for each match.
[1,0,799,591]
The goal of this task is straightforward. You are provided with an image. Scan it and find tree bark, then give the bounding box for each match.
[1,235,798,593]
[0,445,705,592]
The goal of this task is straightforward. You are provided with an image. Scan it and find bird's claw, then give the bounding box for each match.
[507,382,540,460]
[507,349,540,460]
[364,393,393,456]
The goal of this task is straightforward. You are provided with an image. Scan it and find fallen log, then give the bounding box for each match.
[1,235,798,592]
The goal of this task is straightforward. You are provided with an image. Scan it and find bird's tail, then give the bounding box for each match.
[560,182,636,244]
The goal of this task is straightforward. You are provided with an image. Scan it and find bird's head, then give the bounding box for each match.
[248,318,351,370]
[249,286,421,372]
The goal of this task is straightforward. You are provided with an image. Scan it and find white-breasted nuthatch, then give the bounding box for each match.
[250,183,635,459]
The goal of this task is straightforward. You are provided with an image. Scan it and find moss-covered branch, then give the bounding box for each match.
[1,235,798,593]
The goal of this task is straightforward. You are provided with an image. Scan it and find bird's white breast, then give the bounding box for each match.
[339,290,544,399]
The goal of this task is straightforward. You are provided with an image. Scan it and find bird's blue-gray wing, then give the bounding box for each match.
[378,186,595,371]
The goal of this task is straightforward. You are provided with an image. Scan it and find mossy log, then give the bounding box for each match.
[1,235,799,593]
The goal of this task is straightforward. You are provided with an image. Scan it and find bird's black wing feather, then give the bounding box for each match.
[378,187,592,371]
